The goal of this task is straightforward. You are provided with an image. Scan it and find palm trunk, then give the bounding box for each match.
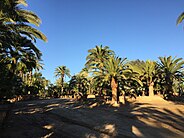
[22,72,25,82]
[61,76,64,96]
[111,77,119,103]
[100,87,103,96]
[10,58,17,80]
[29,71,32,86]
[25,73,28,84]
[19,71,24,81]
[149,82,154,96]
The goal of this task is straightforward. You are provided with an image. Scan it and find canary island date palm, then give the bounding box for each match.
[158,56,184,98]
[0,0,47,98]
[94,56,132,104]
[130,60,158,96]
[55,66,71,96]
[85,45,115,72]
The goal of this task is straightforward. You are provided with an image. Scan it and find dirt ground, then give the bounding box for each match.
[0,96,184,138]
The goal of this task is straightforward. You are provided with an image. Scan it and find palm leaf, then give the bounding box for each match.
[17,9,41,26]
[16,24,47,42]
[177,12,184,25]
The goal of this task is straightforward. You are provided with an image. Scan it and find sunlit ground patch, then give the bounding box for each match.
[43,124,53,129]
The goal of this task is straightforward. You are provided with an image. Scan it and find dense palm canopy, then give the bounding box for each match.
[0,0,47,99]
[66,47,184,103]
[158,56,184,98]
[0,0,47,71]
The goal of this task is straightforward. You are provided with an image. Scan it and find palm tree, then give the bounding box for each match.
[158,56,184,98]
[130,60,158,96]
[30,72,50,96]
[79,67,89,78]
[69,74,89,99]
[94,56,132,104]
[79,67,94,94]
[85,45,114,71]
[55,66,71,96]
[0,0,47,98]
[69,75,78,96]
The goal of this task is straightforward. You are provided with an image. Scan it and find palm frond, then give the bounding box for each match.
[177,12,184,25]
[16,24,47,42]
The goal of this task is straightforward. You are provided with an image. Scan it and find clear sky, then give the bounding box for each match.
[26,0,184,83]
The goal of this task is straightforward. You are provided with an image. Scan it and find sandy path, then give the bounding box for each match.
[0,97,184,138]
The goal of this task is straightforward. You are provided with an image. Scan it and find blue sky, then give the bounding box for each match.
[27,0,184,83]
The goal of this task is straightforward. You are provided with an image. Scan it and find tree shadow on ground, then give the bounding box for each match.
[1,98,184,138]
[167,96,184,105]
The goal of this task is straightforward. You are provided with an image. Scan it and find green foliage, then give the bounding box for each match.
[177,12,184,25]
[69,74,90,98]
[0,62,25,100]
[55,66,71,79]
[31,72,50,97]
[129,60,158,96]
[85,45,115,72]
[55,65,71,96]
[46,84,59,97]
[158,56,184,98]
[0,0,47,99]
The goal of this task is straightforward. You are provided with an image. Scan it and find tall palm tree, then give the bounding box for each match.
[0,0,47,98]
[85,45,115,71]
[55,66,71,95]
[158,56,184,98]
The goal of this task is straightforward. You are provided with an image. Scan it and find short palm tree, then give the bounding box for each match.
[94,56,132,104]
[55,66,71,96]
[158,56,184,98]
[131,60,158,96]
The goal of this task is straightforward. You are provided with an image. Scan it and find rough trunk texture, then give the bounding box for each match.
[149,82,154,96]
[111,77,118,103]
